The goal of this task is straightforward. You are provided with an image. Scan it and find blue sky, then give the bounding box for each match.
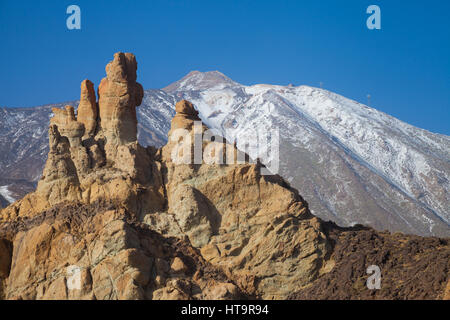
[0,0,449,134]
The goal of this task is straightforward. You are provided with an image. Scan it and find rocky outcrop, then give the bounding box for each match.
[0,238,12,299]
[153,102,329,299]
[77,80,98,139]
[290,223,450,300]
[0,53,448,300]
[0,201,244,300]
[50,106,85,147]
[37,124,83,206]
[171,99,200,130]
[98,52,144,152]
[0,53,162,223]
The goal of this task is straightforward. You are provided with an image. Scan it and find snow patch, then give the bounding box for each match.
[0,185,15,204]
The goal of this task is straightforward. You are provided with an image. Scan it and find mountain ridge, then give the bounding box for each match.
[0,70,449,236]
[162,71,450,236]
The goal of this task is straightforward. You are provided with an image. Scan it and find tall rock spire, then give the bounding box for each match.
[97,52,144,148]
[77,79,98,139]
[29,53,157,211]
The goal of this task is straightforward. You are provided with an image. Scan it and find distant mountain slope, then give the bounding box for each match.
[162,71,450,237]
[0,71,449,236]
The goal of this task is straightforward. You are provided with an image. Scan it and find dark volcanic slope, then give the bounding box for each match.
[291,223,450,300]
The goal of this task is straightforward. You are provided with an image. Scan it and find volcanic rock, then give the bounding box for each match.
[170,99,201,131]
[0,53,448,300]
[77,80,98,138]
[36,124,82,206]
[0,202,244,300]
[98,52,144,151]
[50,105,84,147]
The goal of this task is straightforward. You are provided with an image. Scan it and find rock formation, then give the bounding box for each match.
[77,79,97,139]
[0,53,448,300]
[172,99,200,129]
[98,52,144,153]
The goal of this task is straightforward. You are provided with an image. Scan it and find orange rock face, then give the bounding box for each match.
[98,52,144,147]
[169,99,201,131]
[0,204,243,300]
[175,99,197,115]
[51,105,85,146]
[77,80,98,138]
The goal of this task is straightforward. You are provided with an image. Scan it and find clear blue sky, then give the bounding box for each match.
[0,0,449,134]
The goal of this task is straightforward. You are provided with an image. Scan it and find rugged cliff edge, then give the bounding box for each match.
[0,53,449,300]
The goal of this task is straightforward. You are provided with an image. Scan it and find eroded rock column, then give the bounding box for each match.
[97,52,144,150]
[77,79,98,139]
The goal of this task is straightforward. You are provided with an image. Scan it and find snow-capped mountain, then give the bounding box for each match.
[0,71,449,236]
[163,71,450,237]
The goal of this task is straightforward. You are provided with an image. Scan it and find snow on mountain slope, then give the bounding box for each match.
[0,186,15,204]
[163,71,450,236]
[163,70,238,92]
[0,104,69,183]
[137,89,176,147]
[1,71,449,236]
